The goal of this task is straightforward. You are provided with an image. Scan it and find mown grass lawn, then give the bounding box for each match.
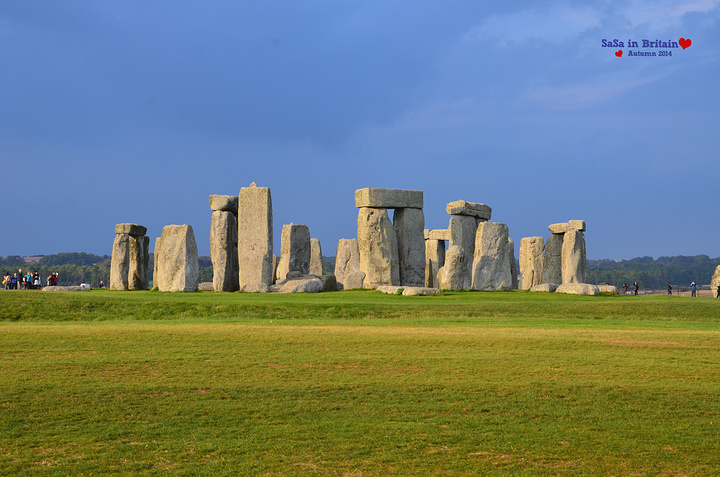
[1,290,719,475]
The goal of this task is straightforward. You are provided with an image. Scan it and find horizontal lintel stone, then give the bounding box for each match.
[568,219,586,232]
[209,194,239,212]
[548,223,568,234]
[115,223,147,236]
[446,200,492,220]
[424,229,451,241]
[355,188,423,209]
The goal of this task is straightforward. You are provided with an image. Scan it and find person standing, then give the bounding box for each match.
[622,283,627,295]
[633,281,639,296]
[18,268,23,289]
[667,283,672,295]
[3,272,10,290]
[691,281,697,297]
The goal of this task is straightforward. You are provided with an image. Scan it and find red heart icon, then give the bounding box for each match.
[679,38,691,49]
[615,50,623,57]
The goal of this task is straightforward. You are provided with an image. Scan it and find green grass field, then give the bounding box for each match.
[1,290,719,475]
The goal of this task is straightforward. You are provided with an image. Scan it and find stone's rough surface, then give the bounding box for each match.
[393,208,426,286]
[334,238,362,290]
[276,223,311,281]
[561,230,587,284]
[153,237,161,289]
[446,200,492,220]
[548,223,569,234]
[154,225,199,292]
[402,287,441,296]
[209,194,239,212]
[344,271,366,290]
[128,235,149,290]
[210,210,239,292]
[354,188,423,209]
[277,276,323,294]
[598,285,618,293]
[542,234,563,285]
[115,223,147,237]
[242,283,270,293]
[556,283,599,295]
[519,236,544,290]
[424,229,451,241]
[711,265,720,298]
[318,274,337,292]
[437,246,469,290]
[376,286,404,295]
[357,208,400,288]
[508,238,518,290]
[198,282,214,291]
[472,222,512,291]
[238,184,273,288]
[110,233,130,290]
[272,255,278,284]
[43,285,91,292]
[568,220,586,232]
[424,239,446,288]
[530,283,559,292]
[309,238,323,276]
[449,215,478,289]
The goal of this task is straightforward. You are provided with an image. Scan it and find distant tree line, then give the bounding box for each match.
[586,255,720,290]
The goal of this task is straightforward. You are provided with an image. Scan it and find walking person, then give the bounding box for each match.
[633,281,639,296]
[691,281,697,297]
[622,283,627,295]
[667,283,672,295]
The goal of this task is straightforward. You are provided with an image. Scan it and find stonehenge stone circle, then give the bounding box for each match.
[238,183,273,288]
[335,238,363,290]
[542,233,563,285]
[561,229,587,284]
[276,223,311,281]
[154,224,199,292]
[111,223,149,291]
[310,238,323,276]
[437,245,468,290]
[449,215,478,289]
[210,209,239,292]
[519,236,544,290]
[472,222,512,291]
[110,234,130,290]
[357,207,400,288]
[355,188,423,209]
[393,207,426,287]
[446,200,492,221]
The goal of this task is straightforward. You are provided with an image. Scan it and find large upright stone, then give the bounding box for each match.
[446,200,492,221]
[561,229,586,284]
[393,208,425,286]
[711,265,720,298]
[154,224,199,292]
[508,238,518,290]
[355,188,423,209]
[449,215,478,289]
[437,245,468,290]
[472,222,512,291]
[519,236,544,290]
[110,233,130,290]
[357,207,399,288]
[210,210,239,292]
[209,194,239,213]
[238,183,273,288]
[128,235,149,290]
[276,223,311,281]
[335,238,363,290]
[542,234,563,285]
[309,238,323,276]
[425,239,446,288]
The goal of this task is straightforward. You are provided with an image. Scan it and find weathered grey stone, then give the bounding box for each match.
[344,271,366,290]
[402,287,441,296]
[556,283,599,295]
[449,215,478,289]
[276,223,311,281]
[115,223,147,237]
[334,238,361,290]
[238,183,273,288]
[272,255,278,284]
[198,282,214,291]
[355,188,423,209]
[561,229,586,284]
[393,208,425,287]
[711,265,720,298]
[154,224,199,292]
[209,194,239,212]
[277,276,323,293]
[446,200,492,220]
[598,285,617,293]
[110,233,130,290]
[437,245,468,290]
[530,283,558,292]
[508,238,518,290]
[318,274,337,292]
[519,236,544,290]
[357,208,399,288]
[424,239,446,288]
[568,220,586,232]
[310,238,323,276]
[548,223,568,234]
[153,237,160,289]
[210,210,239,292]
[42,285,90,292]
[542,234,563,285]
[472,222,512,291]
[424,229,451,241]
[128,235,149,290]
[242,283,270,293]
[376,285,404,295]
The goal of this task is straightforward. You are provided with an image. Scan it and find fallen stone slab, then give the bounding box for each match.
[355,188,423,209]
[209,194,239,212]
[402,287,440,296]
[530,283,558,292]
[376,285,404,295]
[276,276,324,293]
[242,283,271,293]
[598,285,617,293]
[318,274,337,292]
[555,283,599,295]
[115,223,147,236]
[42,285,91,292]
[446,200,492,220]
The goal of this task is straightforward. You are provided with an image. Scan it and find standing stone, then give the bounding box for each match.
[425,239,446,288]
[508,238,518,290]
[449,215,478,289]
[711,265,720,298]
[357,207,399,288]
[335,238,363,290]
[472,222,512,291]
[210,210,239,292]
[110,233,130,290]
[276,223,311,281]
[310,238,323,276]
[437,245,468,290]
[128,235,149,290]
[238,183,273,288]
[542,234,563,285]
[154,224,199,292]
[561,229,586,284]
[519,236,545,290]
[393,208,425,286]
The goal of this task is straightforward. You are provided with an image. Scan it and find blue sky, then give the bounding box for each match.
[2,1,719,260]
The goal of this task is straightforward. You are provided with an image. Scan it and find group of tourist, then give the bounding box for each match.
[2,269,58,290]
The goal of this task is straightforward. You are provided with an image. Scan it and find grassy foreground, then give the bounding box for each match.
[1,290,719,475]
